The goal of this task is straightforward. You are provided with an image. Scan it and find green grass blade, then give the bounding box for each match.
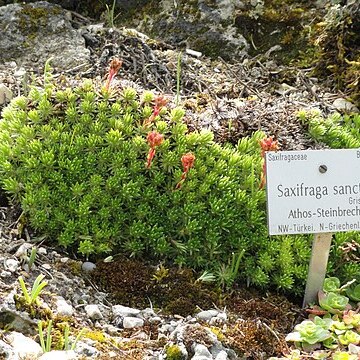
[18,276,31,304]
[38,321,46,353]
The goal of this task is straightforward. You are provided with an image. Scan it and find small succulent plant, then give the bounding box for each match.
[345,284,360,303]
[286,319,332,345]
[318,292,349,314]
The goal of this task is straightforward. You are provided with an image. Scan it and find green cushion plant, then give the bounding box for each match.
[0,62,334,292]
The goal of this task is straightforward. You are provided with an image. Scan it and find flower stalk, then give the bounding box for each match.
[105,58,123,91]
[143,95,168,127]
[259,136,279,189]
[146,131,164,168]
[176,153,195,189]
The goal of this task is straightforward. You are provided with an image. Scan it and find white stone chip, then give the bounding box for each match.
[55,297,74,317]
[112,305,141,317]
[5,331,43,359]
[122,317,144,329]
[0,84,13,105]
[85,304,103,320]
[195,309,219,321]
[5,259,19,273]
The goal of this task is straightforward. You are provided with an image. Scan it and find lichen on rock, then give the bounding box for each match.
[0,1,90,70]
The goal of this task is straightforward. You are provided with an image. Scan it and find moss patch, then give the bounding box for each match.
[92,258,219,316]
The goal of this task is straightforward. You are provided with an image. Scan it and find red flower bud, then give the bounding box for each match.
[105,58,123,91]
[154,95,168,110]
[143,95,168,127]
[146,131,164,168]
[181,153,195,172]
[259,136,279,189]
[147,131,164,148]
[176,153,196,189]
[259,136,279,157]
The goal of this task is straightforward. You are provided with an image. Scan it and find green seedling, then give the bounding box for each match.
[38,319,52,352]
[18,274,48,306]
[63,323,87,351]
[28,246,37,271]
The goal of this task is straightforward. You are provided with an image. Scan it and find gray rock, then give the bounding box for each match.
[14,243,32,260]
[195,309,219,321]
[0,308,37,334]
[38,247,48,255]
[333,98,359,113]
[210,312,227,325]
[81,261,96,272]
[13,68,26,78]
[84,304,103,320]
[149,316,162,324]
[122,317,144,329]
[5,331,43,359]
[55,296,74,317]
[38,350,77,360]
[214,350,228,360]
[4,259,19,273]
[191,344,212,360]
[115,0,248,60]
[0,84,12,105]
[112,304,141,317]
[349,343,360,355]
[102,324,120,336]
[159,323,175,334]
[211,343,232,359]
[73,341,99,357]
[141,307,156,319]
[0,2,90,70]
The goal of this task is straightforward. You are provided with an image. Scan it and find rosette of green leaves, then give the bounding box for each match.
[345,284,360,302]
[338,330,360,346]
[285,319,332,345]
[323,277,341,293]
[318,291,349,314]
[343,310,360,328]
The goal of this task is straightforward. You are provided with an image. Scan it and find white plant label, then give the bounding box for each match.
[266,149,360,235]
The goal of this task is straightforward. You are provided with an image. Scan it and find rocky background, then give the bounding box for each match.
[0,0,359,359]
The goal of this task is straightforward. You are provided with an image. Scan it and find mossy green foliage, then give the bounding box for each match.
[0,73,340,293]
[306,4,360,106]
[93,257,218,316]
[235,0,312,63]
[303,110,360,149]
[165,344,183,360]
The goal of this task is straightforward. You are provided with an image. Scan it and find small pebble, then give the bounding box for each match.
[37,247,47,255]
[85,304,103,320]
[5,259,19,273]
[112,304,141,317]
[1,270,12,278]
[122,317,144,329]
[55,297,74,317]
[196,309,219,321]
[81,261,96,272]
